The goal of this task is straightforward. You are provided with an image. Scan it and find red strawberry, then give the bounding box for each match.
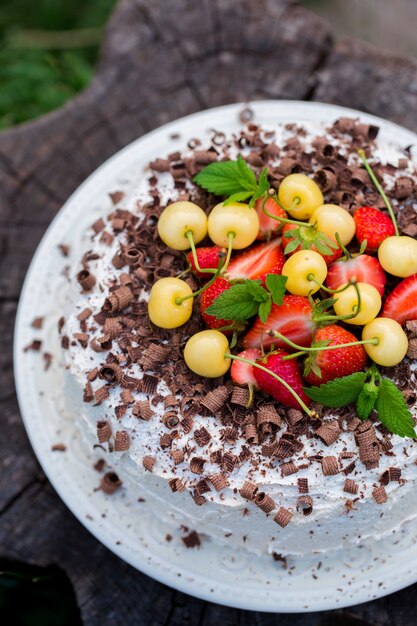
[243,295,315,350]
[187,246,223,279]
[381,274,417,324]
[226,239,285,283]
[230,349,262,387]
[353,206,395,252]
[326,254,386,296]
[282,223,342,266]
[255,197,287,240]
[200,277,232,329]
[254,350,311,410]
[304,325,367,386]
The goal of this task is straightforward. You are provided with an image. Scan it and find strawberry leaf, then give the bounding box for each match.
[303,372,367,407]
[284,239,300,254]
[375,379,416,438]
[265,274,287,305]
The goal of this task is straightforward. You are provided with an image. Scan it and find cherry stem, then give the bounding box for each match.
[261,194,305,226]
[357,149,400,236]
[313,280,362,324]
[224,352,313,417]
[186,231,217,275]
[270,332,379,360]
[307,274,356,295]
[335,232,351,259]
[222,232,235,272]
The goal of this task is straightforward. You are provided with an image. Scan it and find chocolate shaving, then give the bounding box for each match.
[83,382,93,403]
[313,168,336,192]
[321,456,339,476]
[94,385,109,404]
[99,363,122,384]
[257,405,281,429]
[296,495,313,516]
[316,420,341,446]
[194,426,211,447]
[24,340,42,352]
[372,485,388,504]
[389,467,402,481]
[121,389,134,404]
[31,317,44,329]
[163,412,180,429]
[77,269,96,292]
[103,317,122,339]
[254,492,275,514]
[182,530,200,548]
[90,335,112,353]
[194,479,210,496]
[244,423,259,445]
[230,386,250,406]
[160,433,173,449]
[170,449,184,465]
[77,308,92,322]
[190,456,205,474]
[92,217,105,234]
[200,386,229,413]
[100,472,122,494]
[274,507,292,528]
[169,477,185,493]
[97,421,112,443]
[280,461,298,477]
[114,430,130,451]
[143,456,156,471]
[51,443,66,452]
[103,286,133,312]
[344,478,358,495]
[132,400,153,420]
[209,473,228,492]
[181,416,194,433]
[297,477,309,494]
[394,176,414,199]
[239,480,258,501]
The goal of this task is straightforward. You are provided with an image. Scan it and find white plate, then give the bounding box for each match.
[14,101,417,612]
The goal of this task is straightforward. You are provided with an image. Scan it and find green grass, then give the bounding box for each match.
[0,0,116,129]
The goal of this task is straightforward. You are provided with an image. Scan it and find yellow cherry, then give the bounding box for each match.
[278,174,324,220]
[333,282,381,325]
[282,249,327,296]
[362,317,408,366]
[378,236,417,277]
[184,330,231,378]
[148,277,193,328]
[208,202,259,249]
[309,204,355,246]
[157,201,207,250]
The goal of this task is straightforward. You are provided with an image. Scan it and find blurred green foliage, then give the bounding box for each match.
[0,0,116,129]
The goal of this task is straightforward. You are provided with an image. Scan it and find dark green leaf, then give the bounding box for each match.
[237,154,257,188]
[303,372,367,407]
[245,279,269,302]
[265,274,287,305]
[375,378,416,438]
[206,283,259,321]
[284,239,300,255]
[223,191,253,205]
[356,385,378,420]
[194,160,255,196]
[258,299,272,323]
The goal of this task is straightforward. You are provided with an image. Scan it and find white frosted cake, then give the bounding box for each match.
[62,117,417,556]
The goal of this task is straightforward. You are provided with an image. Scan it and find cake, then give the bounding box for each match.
[61,114,417,557]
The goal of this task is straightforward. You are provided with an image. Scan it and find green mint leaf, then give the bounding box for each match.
[223,191,253,205]
[303,372,367,407]
[284,239,300,255]
[356,385,378,420]
[206,283,260,321]
[265,274,287,305]
[237,154,257,188]
[249,168,270,207]
[258,298,272,323]
[375,378,416,438]
[245,279,269,303]
[194,160,256,196]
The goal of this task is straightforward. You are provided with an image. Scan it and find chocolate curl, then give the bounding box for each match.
[194,479,210,496]
[254,492,275,514]
[94,385,109,405]
[344,478,359,494]
[274,507,293,528]
[280,461,298,477]
[394,176,414,199]
[313,168,337,192]
[100,231,114,246]
[209,473,228,492]
[143,456,156,472]
[194,427,211,447]
[99,363,122,384]
[164,395,179,409]
[190,457,206,475]
[73,333,88,348]
[222,452,237,473]
[350,168,370,187]
[276,156,301,176]
[159,433,173,449]
[77,308,92,322]
[141,343,171,368]
[121,389,134,405]
[257,405,282,431]
[239,480,258,501]
[286,409,304,427]
[163,412,180,429]
[90,334,112,353]
[122,247,142,266]
[316,420,341,446]
[244,423,259,445]
[389,467,402,482]
[97,420,112,443]
[200,386,230,413]
[77,269,96,292]
[262,441,277,457]
[104,286,133,313]
[297,477,309,494]
[115,405,127,419]
[356,421,380,469]
[114,431,130,451]
[83,382,94,403]
[169,478,185,493]
[170,449,184,465]
[406,338,417,359]
[191,494,206,508]
[372,485,388,504]
[103,317,122,339]
[321,456,339,476]
[231,386,250,407]
[150,158,170,172]
[100,472,122,494]
[296,495,313,516]
[132,400,153,421]
[181,416,194,434]
[141,374,158,394]
[353,123,379,141]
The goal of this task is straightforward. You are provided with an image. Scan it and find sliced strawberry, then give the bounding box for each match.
[226,239,285,283]
[381,274,417,324]
[353,206,395,252]
[230,349,262,387]
[304,325,367,386]
[254,350,311,410]
[282,223,342,266]
[243,295,315,350]
[187,246,223,279]
[255,197,287,240]
[326,254,386,296]
[200,277,232,329]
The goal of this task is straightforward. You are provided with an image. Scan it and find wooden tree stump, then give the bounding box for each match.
[2,1,417,624]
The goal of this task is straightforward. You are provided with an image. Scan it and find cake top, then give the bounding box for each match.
[63,116,417,527]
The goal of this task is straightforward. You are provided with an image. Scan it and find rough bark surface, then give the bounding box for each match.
[2,0,417,624]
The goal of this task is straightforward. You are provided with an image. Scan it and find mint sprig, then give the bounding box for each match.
[193,155,270,208]
[206,275,287,324]
[303,368,416,439]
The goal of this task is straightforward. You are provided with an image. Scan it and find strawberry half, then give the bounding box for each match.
[326,254,386,296]
[230,348,262,387]
[381,274,417,324]
[304,325,367,386]
[186,246,223,279]
[255,197,287,240]
[254,350,311,410]
[353,206,395,252]
[226,239,285,283]
[200,277,232,329]
[281,223,342,266]
[243,295,315,350]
